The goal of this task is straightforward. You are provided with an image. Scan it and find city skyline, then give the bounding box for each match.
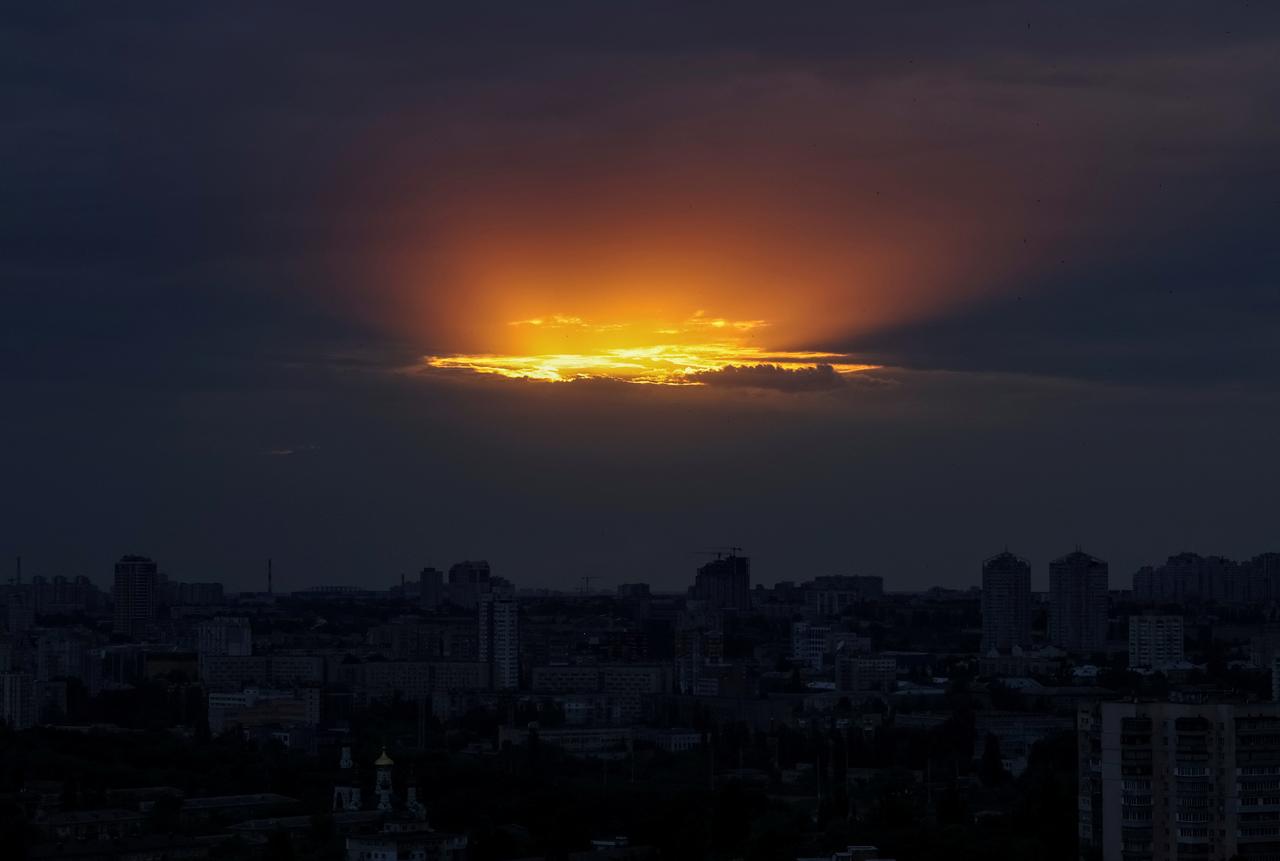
[6,5,1280,859]
[7,531,1280,860]
[9,544,1280,598]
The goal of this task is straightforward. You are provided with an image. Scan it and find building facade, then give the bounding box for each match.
[1050,550,1108,653]
[689,554,751,612]
[0,672,36,730]
[791,622,831,671]
[479,592,519,690]
[197,617,253,660]
[1078,700,1280,861]
[804,575,883,616]
[836,656,896,693]
[1128,615,1184,669]
[112,555,159,638]
[981,551,1032,653]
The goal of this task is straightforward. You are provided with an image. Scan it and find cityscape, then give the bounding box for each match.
[6,3,1280,861]
[3,548,1280,859]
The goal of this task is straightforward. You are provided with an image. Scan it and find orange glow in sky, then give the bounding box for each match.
[327,51,1139,389]
[423,311,878,385]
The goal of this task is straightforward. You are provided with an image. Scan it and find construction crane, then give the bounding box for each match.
[693,546,744,560]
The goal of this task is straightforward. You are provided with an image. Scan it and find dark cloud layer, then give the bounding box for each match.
[3,3,1279,589]
[844,193,1280,386]
[690,364,850,392]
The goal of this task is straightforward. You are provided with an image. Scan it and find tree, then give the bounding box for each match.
[979,734,1009,787]
[148,795,184,834]
[266,830,295,861]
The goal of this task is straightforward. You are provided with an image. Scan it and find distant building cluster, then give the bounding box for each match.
[980,548,1111,658]
[1133,551,1280,606]
[3,543,1280,859]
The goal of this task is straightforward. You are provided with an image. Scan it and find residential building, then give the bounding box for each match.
[161,579,224,607]
[479,591,519,690]
[445,560,491,609]
[196,617,253,659]
[112,555,159,638]
[804,575,883,616]
[1133,552,1280,607]
[1078,700,1280,860]
[981,551,1032,653]
[1128,615,1184,669]
[836,656,896,693]
[206,687,321,734]
[35,628,95,683]
[1049,550,1108,653]
[199,655,325,692]
[28,575,102,615]
[419,567,444,610]
[339,659,490,704]
[689,554,750,612]
[0,671,36,730]
[6,590,34,635]
[791,622,830,671]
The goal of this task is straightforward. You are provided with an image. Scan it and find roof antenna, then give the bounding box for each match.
[267,558,273,595]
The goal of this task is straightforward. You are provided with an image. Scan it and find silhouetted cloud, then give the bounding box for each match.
[689,363,849,392]
[264,445,319,457]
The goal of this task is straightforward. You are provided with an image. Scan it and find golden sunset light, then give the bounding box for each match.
[423,311,877,385]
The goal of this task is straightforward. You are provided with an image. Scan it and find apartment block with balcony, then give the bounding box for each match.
[1078,700,1280,861]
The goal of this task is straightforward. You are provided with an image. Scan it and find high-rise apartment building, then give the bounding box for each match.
[29,575,102,615]
[1050,550,1108,653]
[1078,700,1280,861]
[112,555,158,638]
[689,554,750,612]
[1128,615,1184,669]
[446,560,492,609]
[449,560,490,586]
[981,551,1032,653]
[479,591,519,690]
[1133,552,1280,607]
[6,590,34,636]
[0,672,36,730]
[674,626,724,695]
[419,567,444,610]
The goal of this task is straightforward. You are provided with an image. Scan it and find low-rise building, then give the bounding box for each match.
[837,657,896,693]
[792,622,831,671]
[206,687,321,733]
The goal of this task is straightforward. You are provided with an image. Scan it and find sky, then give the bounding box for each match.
[3,2,1279,592]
